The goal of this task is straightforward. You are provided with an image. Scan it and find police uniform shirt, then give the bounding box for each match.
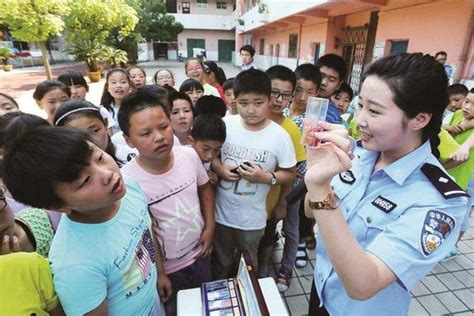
[314,140,469,315]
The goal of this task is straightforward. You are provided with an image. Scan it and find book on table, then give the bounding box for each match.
[201,254,270,316]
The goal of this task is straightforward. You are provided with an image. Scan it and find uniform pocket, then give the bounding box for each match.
[356,206,396,245]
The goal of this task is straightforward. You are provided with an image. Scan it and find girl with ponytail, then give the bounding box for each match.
[302,53,469,315]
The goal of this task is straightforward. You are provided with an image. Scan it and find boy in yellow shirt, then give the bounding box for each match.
[0,252,62,315]
[258,65,306,292]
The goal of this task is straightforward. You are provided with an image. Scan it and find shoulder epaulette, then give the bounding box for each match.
[421,163,469,199]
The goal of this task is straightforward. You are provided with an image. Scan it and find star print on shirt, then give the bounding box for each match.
[159,197,203,246]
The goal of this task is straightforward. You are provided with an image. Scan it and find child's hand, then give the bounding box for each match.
[157,274,172,302]
[218,165,241,182]
[195,227,214,259]
[238,161,268,184]
[1,235,20,255]
[450,143,470,162]
[207,170,220,185]
[446,124,464,135]
[460,119,474,131]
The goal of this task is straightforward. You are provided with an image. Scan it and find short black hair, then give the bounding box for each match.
[57,70,89,91]
[33,80,71,101]
[233,68,271,98]
[223,78,234,92]
[179,79,204,93]
[294,63,322,88]
[119,87,170,136]
[204,61,227,86]
[3,127,93,209]
[240,45,255,57]
[266,65,296,91]
[435,51,447,58]
[168,91,193,110]
[317,54,347,81]
[0,112,49,149]
[447,83,468,97]
[333,82,354,100]
[194,95,227,118]
[191,114,226,143]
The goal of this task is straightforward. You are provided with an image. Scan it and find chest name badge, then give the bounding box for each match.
[339,170,355,184]
[371,195,397,213]
[421,210,455,256]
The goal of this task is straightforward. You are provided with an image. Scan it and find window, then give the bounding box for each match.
[259,38,265,55]
[288,34,298,58]
[389,40,408,55]
[216,1,227,9]
[182,2,190,13]
[197,0,208,8]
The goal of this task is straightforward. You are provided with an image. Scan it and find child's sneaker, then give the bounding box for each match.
[442,246,460,262]
[276,273,291,293]
[295,243,307,268]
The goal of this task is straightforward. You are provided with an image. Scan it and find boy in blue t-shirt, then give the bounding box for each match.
[3,127,165,315]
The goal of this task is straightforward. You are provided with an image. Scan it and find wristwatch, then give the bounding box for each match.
[269,172,277,185]
[308,192,339,210]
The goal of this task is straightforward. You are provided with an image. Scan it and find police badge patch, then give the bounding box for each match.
[339,170,355,184]
[421,210,455,256]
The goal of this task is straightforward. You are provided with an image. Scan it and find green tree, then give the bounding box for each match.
[0,0,69,79]
[64,0,138,67]
[135,0,183,42]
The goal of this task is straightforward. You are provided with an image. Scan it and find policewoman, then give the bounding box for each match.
[304,53,469,315]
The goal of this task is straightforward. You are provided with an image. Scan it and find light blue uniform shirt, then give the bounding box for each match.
[314,141,468,315]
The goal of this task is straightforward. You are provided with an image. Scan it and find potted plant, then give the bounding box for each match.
[66,40,104,82]
[0,47,14,71]
[100,46,128,69]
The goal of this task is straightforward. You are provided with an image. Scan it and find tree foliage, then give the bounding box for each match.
[64,0,138,46]
[0,0,68,42]
[0,0,69,78]
[133,0,184,42]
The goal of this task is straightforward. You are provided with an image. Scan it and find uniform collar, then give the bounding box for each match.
[381,141,432,185]
[357,140,431,185]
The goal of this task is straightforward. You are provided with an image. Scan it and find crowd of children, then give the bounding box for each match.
[0,47,473,316]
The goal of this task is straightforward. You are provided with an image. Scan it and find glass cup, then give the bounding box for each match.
[302,97,328,147]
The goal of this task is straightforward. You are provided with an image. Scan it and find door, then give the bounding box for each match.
[275,44,280,65]
[153,42,168,60]
[313,43,321,65]
[218,40,235,62]
[187,39,205,59]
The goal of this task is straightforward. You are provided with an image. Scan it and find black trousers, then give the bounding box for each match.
[299,193,315,240]
[309,280,330,316]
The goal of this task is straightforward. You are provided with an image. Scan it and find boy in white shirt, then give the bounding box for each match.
[212,69,297,278]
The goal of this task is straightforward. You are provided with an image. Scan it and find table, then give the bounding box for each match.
[177,277,288,316]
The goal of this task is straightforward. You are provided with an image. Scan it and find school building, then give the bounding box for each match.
[167,0,237,62]
[234,0,474,90]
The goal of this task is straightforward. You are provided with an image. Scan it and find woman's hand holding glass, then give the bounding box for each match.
[303,121,354,191]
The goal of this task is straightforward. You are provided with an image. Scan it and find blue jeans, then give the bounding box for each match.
[280,199,301,277]
[163,256,211,316]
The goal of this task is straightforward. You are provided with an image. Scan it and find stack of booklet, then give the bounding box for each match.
[201,255,269,316]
